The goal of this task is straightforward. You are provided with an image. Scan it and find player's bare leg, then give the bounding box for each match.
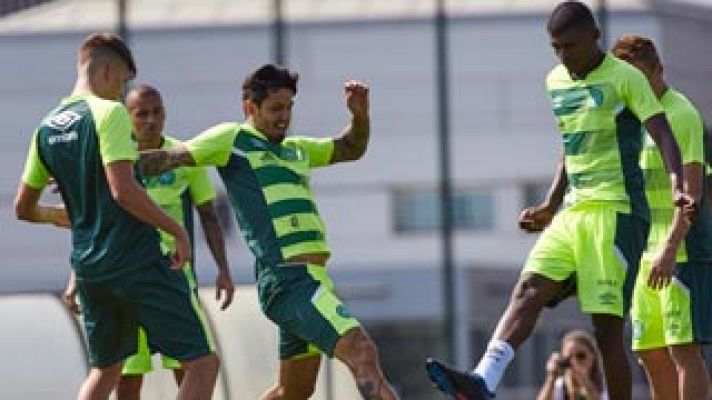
[77,363,123,400]
[260,355,321,400]
[592,314,631,400]
[637,349,679,400]
[116,375,143,400]
[334,327,399,399]
[177,354,219,400]
[669,343,710,400]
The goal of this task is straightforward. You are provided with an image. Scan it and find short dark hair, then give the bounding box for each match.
[127,84,162,101]
[611,35,661,70]
[547,1,596,35]
[79,32,136,76]
[242,64,298,106]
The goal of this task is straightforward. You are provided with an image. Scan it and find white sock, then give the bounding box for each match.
[473,339,515,393]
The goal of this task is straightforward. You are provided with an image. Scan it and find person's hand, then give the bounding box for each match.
[215,269,235,311]
[648,245,676,290]
[345,80,369,120]
[170,230,192,271]
[673,190,696,223]
[519,204,556,232]
[545,351,567,377]
[62,274,80,315]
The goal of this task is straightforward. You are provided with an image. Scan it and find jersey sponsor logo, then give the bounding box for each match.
[550,86,605,116]
[47,130,78,145]
[44,110,82,131]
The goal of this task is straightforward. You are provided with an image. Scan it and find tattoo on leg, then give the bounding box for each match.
[357,379,383,400]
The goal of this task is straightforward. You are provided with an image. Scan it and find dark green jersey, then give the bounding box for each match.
[185,122,334,268]
[21,93,163,280]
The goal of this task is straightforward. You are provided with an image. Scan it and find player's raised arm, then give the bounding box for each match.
[330,80,370,164]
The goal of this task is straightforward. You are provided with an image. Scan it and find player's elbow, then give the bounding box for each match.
[344,142,368,162]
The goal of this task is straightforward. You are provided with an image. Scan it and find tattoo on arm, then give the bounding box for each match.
[331,115,370,164]
[138,147,195,176]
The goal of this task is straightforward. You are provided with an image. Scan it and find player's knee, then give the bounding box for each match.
[287,381,317,399]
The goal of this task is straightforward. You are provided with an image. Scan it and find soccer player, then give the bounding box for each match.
[13,32,219,399]
[425,2,692,400]
[139,64,399,400]
[612,35,712,400]
[61,84,235,399]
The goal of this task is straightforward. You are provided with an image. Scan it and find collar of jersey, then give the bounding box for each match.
[61,92,95,104]
[239,123,270,141]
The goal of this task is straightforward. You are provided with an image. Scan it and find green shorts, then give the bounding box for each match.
[77,258,215,368]
[631,260,712,351]
[256,263,360,360]
[523,203,649,317]
[121,263,200,374]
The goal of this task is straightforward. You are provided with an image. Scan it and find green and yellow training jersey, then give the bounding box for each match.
[546,54,664,219]
[141,135,215,255]
[640,89,712,262]
[185,122,334,268]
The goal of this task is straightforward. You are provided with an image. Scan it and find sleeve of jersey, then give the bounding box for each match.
[98,104,138,165]
[287,136,335,168]
[671,108,704,165]
[188,167,216,206]
[21,131,50,189]
[185,123,239,167]
[621,67,664,123]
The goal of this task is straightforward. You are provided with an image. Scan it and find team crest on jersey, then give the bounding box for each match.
[281,147,298,161]
[142,170,176,187]
[44,110,82,131]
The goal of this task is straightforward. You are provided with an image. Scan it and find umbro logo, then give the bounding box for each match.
[45,111,82,131]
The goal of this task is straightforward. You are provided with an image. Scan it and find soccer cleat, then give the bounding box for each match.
[425,358,495,400]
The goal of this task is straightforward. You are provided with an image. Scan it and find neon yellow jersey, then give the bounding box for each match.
[641,89,712,261]
[185,122,334,267]
[547,54,664,219]
[142,135,215,253]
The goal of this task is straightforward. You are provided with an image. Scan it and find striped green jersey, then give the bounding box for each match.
[640,89,712,262]
[21,93,163,280]
[185,122,334,268]
[546,54,664,219]
[141,135,215,255]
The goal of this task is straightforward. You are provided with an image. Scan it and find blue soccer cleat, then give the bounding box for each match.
[425,358,495,400]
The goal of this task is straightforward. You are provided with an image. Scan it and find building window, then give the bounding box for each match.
[393,188,495,233]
